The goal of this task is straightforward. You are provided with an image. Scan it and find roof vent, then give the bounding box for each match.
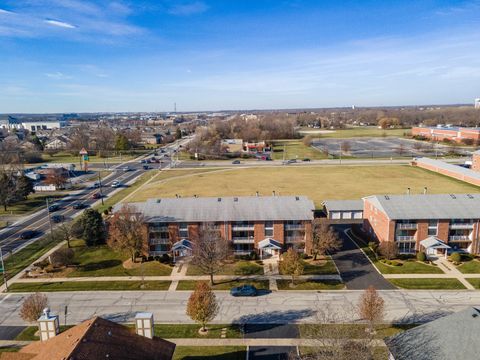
[217,198,222,202]
[108,330,112,336]
[156,199,161,203]
[295,196,299,201]
[385,195,390,200]
[234,197,238,202]
[272,191,276,196]
[450,194,457,199]
[472,313,478,318]
[255,191,259,197]
[467,194,474,199]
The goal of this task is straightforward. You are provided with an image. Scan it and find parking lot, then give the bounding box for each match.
[312,137,471,158]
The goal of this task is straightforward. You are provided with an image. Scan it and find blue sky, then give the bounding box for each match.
[0,0,479,112]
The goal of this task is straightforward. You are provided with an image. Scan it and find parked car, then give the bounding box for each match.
[51,214,64,223]
[48,204,60,212]
[230,284,258,297]
[20,230,37,240]
[71,203,85,210]
[92,182,101,188]
[143,165,150,170]
[122,166,131,172]
[232,160,241,164]
[139,159,147,164]
[111,181,121,188]
[303,158,311,162]
[92,192,102,199]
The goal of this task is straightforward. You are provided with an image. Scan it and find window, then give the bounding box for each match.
[428,220,438,236]
[265,221,274,237]
[179,223,188,238]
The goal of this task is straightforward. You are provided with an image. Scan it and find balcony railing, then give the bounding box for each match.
[285,224,305,230]
[232,225,254,231]
[396,223,417,230]
[395,236,415,241]
[149,239,170,245]
[232,238,254,244]
[450,223,474,230]
[285,237,304,243]
[449,235,471,241]
[149,250,170,256]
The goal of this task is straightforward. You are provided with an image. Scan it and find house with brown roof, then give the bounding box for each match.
[0,316,175,360]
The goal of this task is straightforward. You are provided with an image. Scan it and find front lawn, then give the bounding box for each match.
[7,280,171,292]
[155,324,242,339]
[66,243,172,277]
[173,346,246,360]
[276,279,344,290]
[457,260,480,274]
[388,278,466,290]
[466,279,480,289]
[363,248,443,274]
[186,261,264,276]
[176,280,269,291]
[278,257,337,276]
[299,323,416,339]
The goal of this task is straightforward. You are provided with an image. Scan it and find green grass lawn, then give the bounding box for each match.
[457,260,480,274]
[155,324,242,339]
[276,279,344,290]
[299,346,388,360]
[176,279,269,291]
[362,247,443,274]
[40,151,141,164]
[186,261,264,276]
[8,280,171,292]
[298,323,416,339]
[271,140,327,160]
[132,165,479,208]
[466,278,480,289]
[0,193,64,216]
[388,278,466,290]
[278,258,337,275]
[298,127,409,138]
[66,243,173,277]
[173,346,246,360]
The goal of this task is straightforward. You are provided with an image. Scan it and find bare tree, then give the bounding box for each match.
[379,241,398,260]
[358,286,385,333]
[107,204,148,262]
[19,293,49,323]
[341,141,351,154]
[303,135,313,147]
[279,247,304,286]
[186,282,219,333]
[49,248,75,267]
[192,224,230,285]
[58,222,74,248]
[44,170,68,189]
[312,219,342,260]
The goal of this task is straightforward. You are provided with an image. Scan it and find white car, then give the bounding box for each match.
[111,181,121,188]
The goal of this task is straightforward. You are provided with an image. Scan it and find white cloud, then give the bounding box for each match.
[45,72,72,79]
[168,1,208,16]
[44,19,76,29]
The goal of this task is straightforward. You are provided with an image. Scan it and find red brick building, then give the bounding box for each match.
[473,150,480,172]
[363,194,480,254]
[412,126,480,143]
[118,196,315,257]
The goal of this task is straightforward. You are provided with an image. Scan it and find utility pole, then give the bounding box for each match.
[339,143,342,165]
[98,172,104,205]
[0,246,8,291]
[46,198,55,241]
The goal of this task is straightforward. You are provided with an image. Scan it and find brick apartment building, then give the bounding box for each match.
[363,194,480,254]
[473,150,480,172]
[412,125,480,143]
[119,195,315,257]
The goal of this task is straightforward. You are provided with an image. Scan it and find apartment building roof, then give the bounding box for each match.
[0,317,175,360]
[120,195,315,222]
[385,307,480,360]
[363,193,480,220]
[323,199,364,212]
[414,157,480,181]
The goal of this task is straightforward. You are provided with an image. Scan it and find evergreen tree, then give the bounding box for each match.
[115,134,131,151]
[16,175,34,200]
[79,209,106,246]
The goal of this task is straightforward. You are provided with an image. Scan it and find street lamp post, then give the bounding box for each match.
[0,246,8,291]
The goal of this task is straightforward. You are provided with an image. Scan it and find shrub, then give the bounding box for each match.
[160,254,170,263]
[19,293,49,323]
[33,259,50,270]
[450,252,461,263]
[368,242,378,253]
[249,251,258,261]
[49,248,75,267]
[416,252,426,262]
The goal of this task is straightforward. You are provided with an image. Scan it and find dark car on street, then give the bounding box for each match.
[51,215,64,223]
[72,203,86,210]
[230,284,258,297]
[48,204,60,212]
[92,192,102,199]
[20,230,37,240]
[232,160,241,164]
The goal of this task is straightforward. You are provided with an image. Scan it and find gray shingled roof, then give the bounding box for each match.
[385,307,480,360]
[116,196,315,222]
[415,157,480,180]
[323,200,364,212]
[363,193,480,220]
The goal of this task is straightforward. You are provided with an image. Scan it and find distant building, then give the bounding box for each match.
[44,135,71,150]
[473,150,480,172]
[475,98,480,109]
[114,195,315,257]
[386,307,480,360]
[20,119,67,131]
[221,139,243,153]
[412,125,480,143]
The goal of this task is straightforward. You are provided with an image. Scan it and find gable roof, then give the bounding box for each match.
[2,317,175,360]
[385,307,480,360]
[323,200,364,212]
[117,196,315,222]
[363,194,480,220]
[415,157,480,181]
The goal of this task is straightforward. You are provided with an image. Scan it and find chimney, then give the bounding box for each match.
[423,187,427,195]
[255,191,259,197]
[38,308,59,342]
[407,187,410,195]
[272,191,276,197]
[135,312,154,339]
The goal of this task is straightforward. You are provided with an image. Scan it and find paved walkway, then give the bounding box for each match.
[434,258,475,290]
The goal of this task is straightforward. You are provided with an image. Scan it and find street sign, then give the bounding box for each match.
[79,148,88,155]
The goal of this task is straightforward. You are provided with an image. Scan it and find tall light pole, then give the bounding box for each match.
[98,172,104,206]
[46,197,55,240]
[0,246,8,291]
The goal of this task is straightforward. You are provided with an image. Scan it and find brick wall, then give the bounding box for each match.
[304,221,313,254]
[363,199,394,243]
[273,221,285,244]
[254,222,265,248]
[473,153,480,172]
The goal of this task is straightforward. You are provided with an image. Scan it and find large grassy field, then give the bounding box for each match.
[298,127,409,138]
[7,280,171,292]
[271,140,328,160]
[0,193,64,216]
[129,165,479,207]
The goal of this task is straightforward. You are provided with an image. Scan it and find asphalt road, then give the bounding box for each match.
[0,139,189,257]
[332,227,396,290]
[246,324,298,359]
[1,289,479,327]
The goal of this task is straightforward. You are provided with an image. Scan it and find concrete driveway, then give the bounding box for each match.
[245,324,298,360]
[332,226,395,290]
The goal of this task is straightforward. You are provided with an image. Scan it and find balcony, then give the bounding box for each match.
[449,235,471,241]
[395,236,415,241]
[450,223,474,230]
[149,238,170,245]
[232,238,254,244]
[149,250,170,256]
[149,227,169,233]
[232,225,254,231]
[285,237,304,243]
[396,223,417,230]
[285,224,304,230]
